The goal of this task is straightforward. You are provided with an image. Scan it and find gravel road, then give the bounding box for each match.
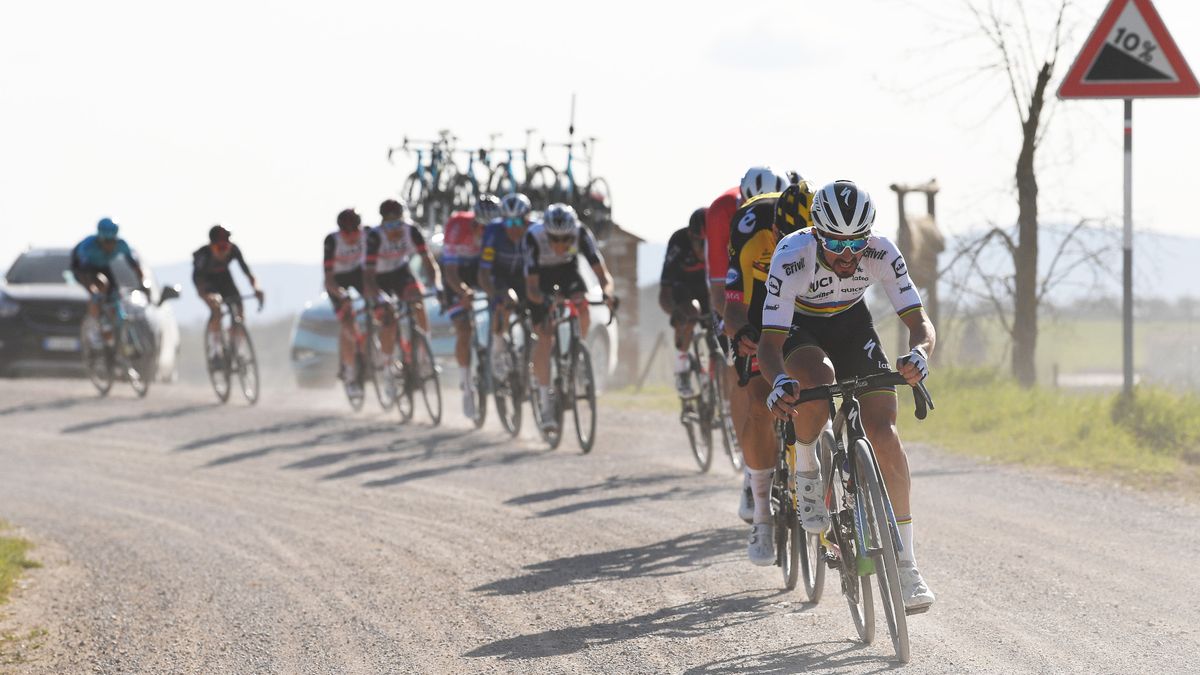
[0,378,1197,674]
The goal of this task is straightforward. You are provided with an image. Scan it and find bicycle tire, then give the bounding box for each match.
[122,322,151,398]
[531,353,563,449]
[714,363,744,472]
[80,317,113,397]
[394,352,414,424]
[469,342,489,430]
[365,323,394,412]
[571,343,597,453]
[524,165,560,211]
[488,164,517,195]
[856,438,910,662]
[345,351,366,412]
[582,177,614,239]
[802,430,835,603]
[775,492,800,591]
[204,329,232,403]
[493,338,522,437]
[829,456,874,643]
[401,172,427,227]
[450,174,475,212]
[234,328,260,405]
[412,330,441,425]
[687,337,715,472]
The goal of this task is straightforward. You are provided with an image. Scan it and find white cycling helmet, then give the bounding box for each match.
[499,193,532,220]
[810,180,875,237]
[543,203,579,236]
[739,166,788,201]
[475,194,502,223]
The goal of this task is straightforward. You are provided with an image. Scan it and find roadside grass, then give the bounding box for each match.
[901,368,1200,489]
[0,522,39,605]
[0,628,47,666]
[606,370,1200,491]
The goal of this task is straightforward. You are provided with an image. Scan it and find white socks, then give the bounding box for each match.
[897,517,915,565]
[748,467,774,524]
[674,350,690,374]
[793,436,820,478]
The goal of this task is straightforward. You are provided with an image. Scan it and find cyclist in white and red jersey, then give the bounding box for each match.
[324,208,368,394]
[442,194,501,419]
[758,180,936,613]
[364,199,442,376]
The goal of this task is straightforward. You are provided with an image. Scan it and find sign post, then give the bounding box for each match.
[1057,0,1198,395]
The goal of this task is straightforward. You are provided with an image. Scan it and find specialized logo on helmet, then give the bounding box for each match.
[840,187,854,205]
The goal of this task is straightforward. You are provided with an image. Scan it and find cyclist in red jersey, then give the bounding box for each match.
[704,186,740,316]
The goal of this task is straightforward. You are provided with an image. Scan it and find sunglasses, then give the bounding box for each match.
[819,234,870,255]
[505,217,526,228]
[548,233,574,244]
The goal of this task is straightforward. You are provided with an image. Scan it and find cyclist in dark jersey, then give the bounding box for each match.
[659,207,710,397]
[193,225,263,364]
[479,193,531,379]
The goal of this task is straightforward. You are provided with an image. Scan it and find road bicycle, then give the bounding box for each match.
[541,136,612,238]
[677,309,740,472]
[338,293,395,413]
[795,371,933,663]
[770,418,823,599]
[447,144,498,213]
[377,294,442,426]
[204,294,261,405]
[529,293,616,452]
[388,130,458,233]
[80,288,157,398]
[486,129,560,211]
[458,291,492,429]
[489,295,530,438]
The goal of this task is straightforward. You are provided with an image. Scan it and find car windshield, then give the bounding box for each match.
[5,252,72,284]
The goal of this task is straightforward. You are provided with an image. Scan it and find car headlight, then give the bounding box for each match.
[0,292,19,318]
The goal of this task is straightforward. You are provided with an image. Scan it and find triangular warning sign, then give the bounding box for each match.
[1058,0,1199,99]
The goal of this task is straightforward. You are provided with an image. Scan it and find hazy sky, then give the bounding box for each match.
[2,0,1198,273]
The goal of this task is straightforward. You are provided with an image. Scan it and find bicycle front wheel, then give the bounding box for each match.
[829,459,874,644]
[401,173,428,231]
[856,438,910,663]
[80,317,113,397]
[234,328,260,405]
[122,322,152,398]
[493,340,522,437]
[570,343,597,453]
[489,164,516,195]
[205,330,231,403]
[412,330,441,425]
[524,165,560,211]
[469,343,489,430]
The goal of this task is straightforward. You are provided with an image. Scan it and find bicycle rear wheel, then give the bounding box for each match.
[366,328,394,412]
[402,172,429,231]
[774,478,800,591]
[80,317,113,397]
[570,343,597,453]
[234,328,260,405]
[802,430,835,603]
[450,174,475,212]
[856,438,910,663]
[489,164,516,195]
[524,165,560,211]
[412,330,441,425]
[204,329,231,403]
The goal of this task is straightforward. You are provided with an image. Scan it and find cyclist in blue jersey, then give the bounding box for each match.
[71,218,147,345]
[479,193,533,380]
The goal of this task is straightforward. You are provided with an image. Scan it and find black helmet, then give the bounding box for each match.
[687,207,707,236]
[379,199,403,219]
[774,181,816,236]
[337,208,362,230]
[208,225,231,243]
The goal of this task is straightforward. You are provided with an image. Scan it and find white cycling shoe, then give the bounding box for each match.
[737,477,754,524]
[794,473,830,533]
[899,561,935,613]
[747,523,775,567]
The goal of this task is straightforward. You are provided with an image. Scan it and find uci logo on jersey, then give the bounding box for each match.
[736,211,757,234]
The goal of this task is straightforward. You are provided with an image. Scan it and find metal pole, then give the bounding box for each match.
[1123,98,1134,396]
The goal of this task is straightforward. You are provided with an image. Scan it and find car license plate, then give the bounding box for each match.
[44,336,81,352]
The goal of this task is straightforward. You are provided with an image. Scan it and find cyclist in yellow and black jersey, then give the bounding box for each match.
[722,180,815,566]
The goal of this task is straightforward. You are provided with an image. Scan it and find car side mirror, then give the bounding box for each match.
[158,284,181,306]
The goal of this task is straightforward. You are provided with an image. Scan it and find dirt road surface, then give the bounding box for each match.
[1,378,1197,673]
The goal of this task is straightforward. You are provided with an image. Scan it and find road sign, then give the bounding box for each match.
[1058,0,1199,99]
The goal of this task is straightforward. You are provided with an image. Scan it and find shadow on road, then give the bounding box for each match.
[473,527,744,597]
[175,415,343,452]
[682,640,890,674]
[0,396,89,417]
[504,473,684,506]
[465,590,785,660]
[503,474,728,519]
[61,403,223,434]
[361,446,546,488]
[203,422,401,467]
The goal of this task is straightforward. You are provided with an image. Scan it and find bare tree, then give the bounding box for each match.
[956,0,1071,386]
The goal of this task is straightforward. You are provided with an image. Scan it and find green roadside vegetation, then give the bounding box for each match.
[607,369,1200,492]
[0,522,38,605]
[899,369,1200,490]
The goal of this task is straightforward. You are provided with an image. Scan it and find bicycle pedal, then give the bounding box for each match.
[905,604,932,616]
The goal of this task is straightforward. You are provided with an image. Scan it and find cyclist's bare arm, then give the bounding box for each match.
[419,250,442,290]
[591,261,614,299]
[901,308,936,357]
[708,281,726,318]
[443,261,466,297]
[323,269,343,300]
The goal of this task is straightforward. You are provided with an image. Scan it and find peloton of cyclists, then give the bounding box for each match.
[757,179,936,613]
[479,193,532,380]
[71,218,147,347]
[524,203,617,432]
[193,225,264,367]
[659,208,711,397]
[442,195,502,419]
